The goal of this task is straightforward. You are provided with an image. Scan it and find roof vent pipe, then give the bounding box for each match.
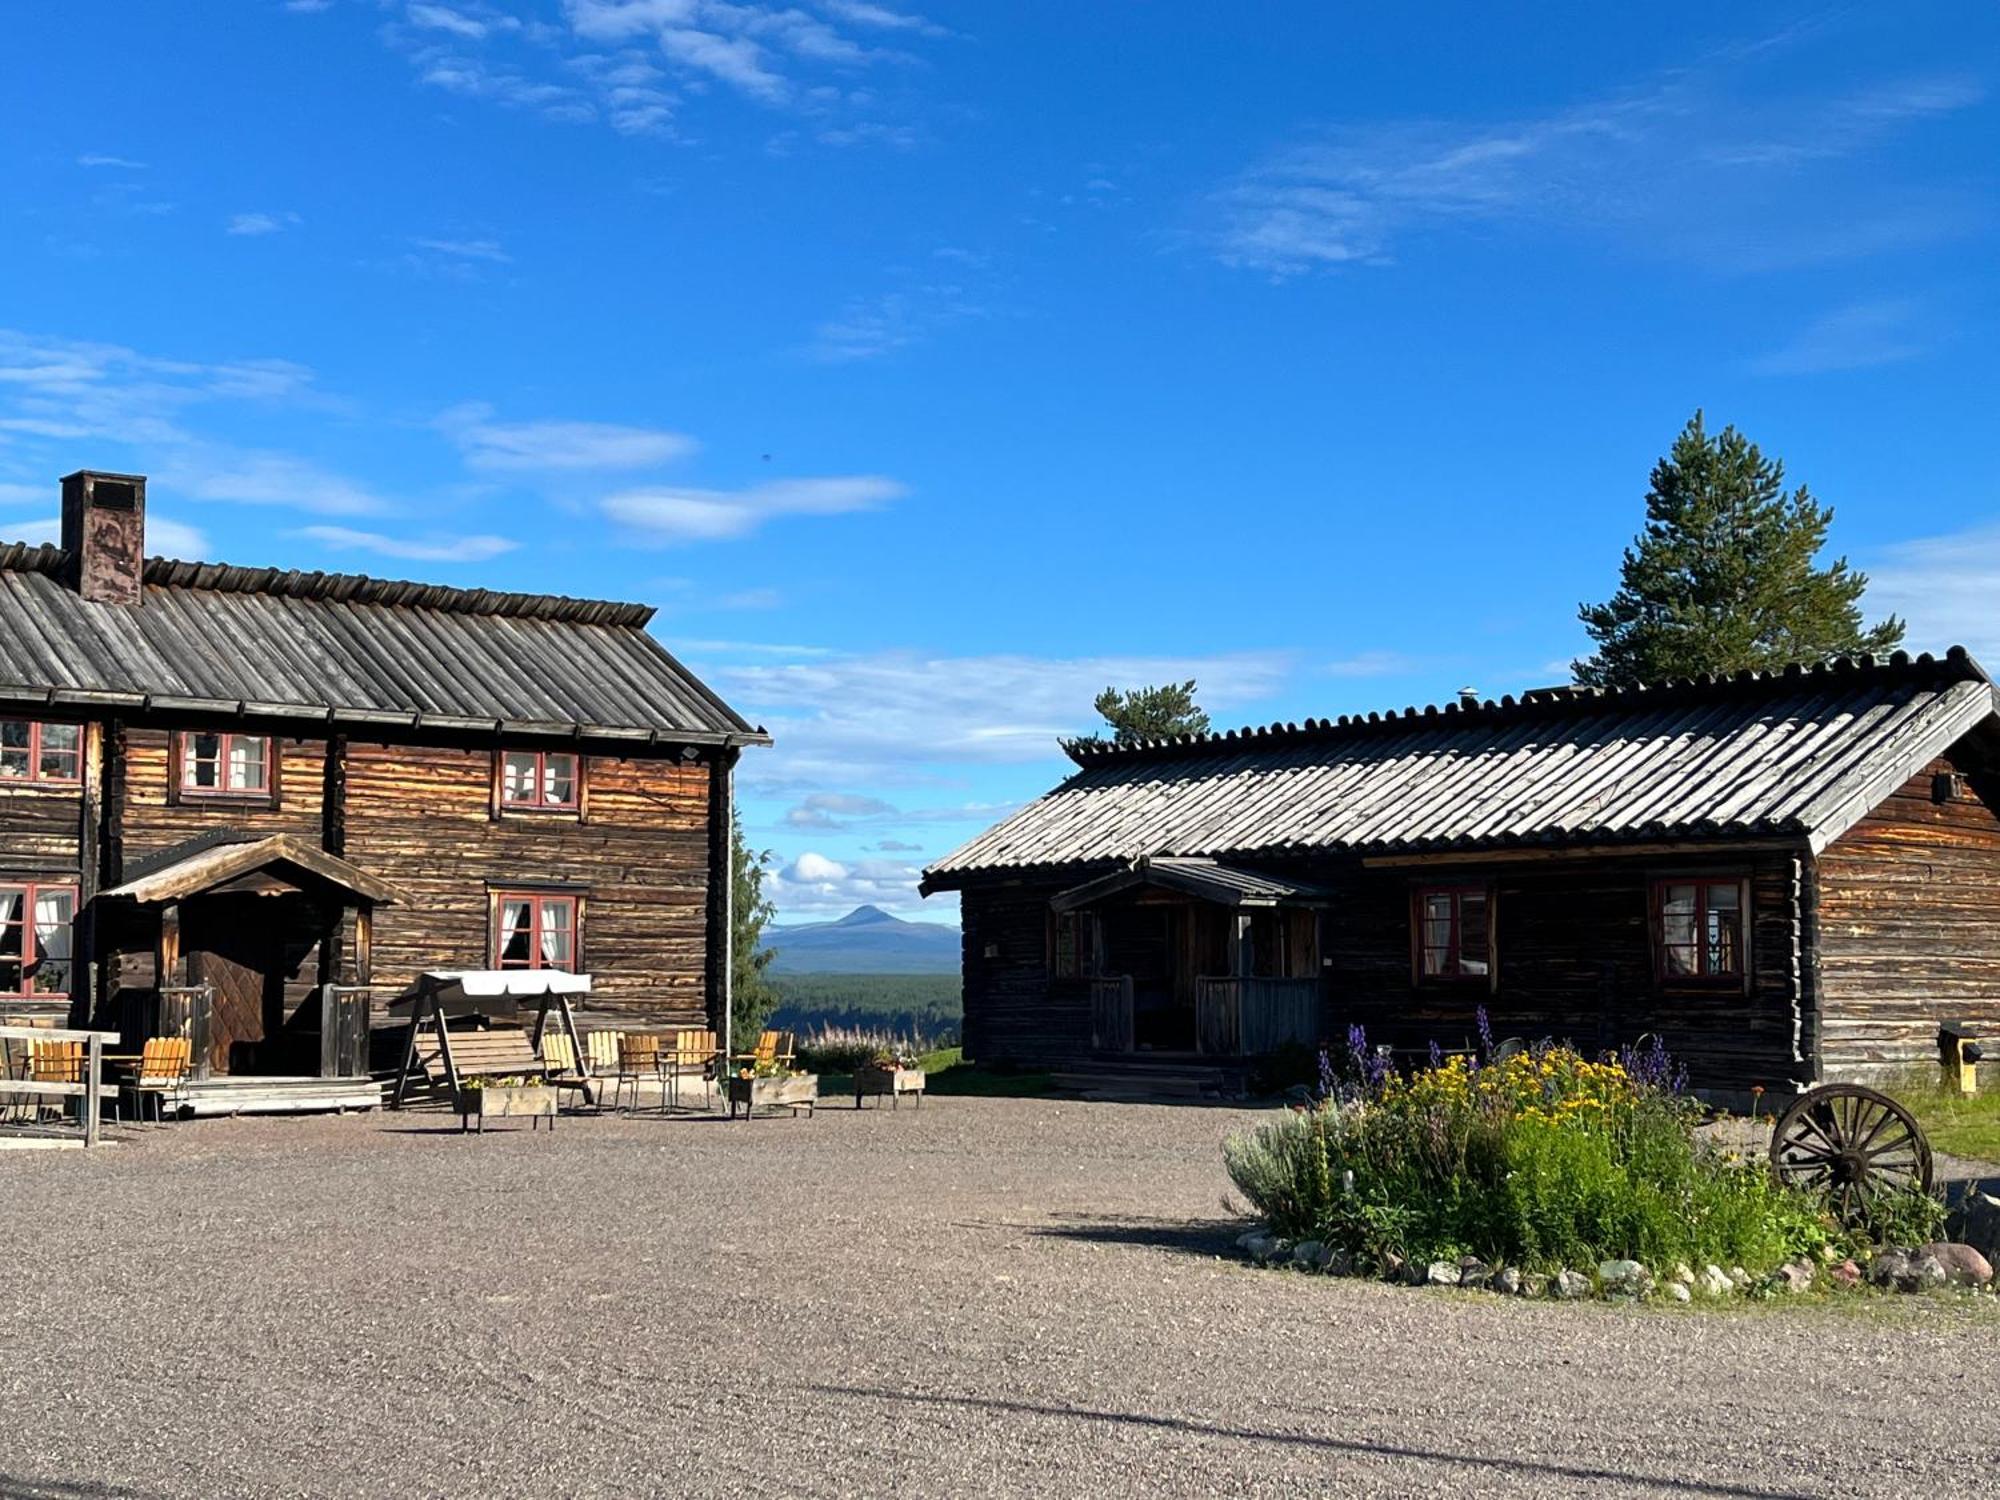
[1457,686,1479,710]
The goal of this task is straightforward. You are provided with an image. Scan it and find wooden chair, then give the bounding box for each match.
[666,1028,721,1110]
[733,1030,796,1072]
[540,1031,596,1112]
[612,1032,664,1114]
[129,1037,193,1123]
[28,1040,83,1124]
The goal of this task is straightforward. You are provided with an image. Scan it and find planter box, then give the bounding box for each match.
[460,1083,558,1133]
[855,1065,925,1110]
[727,1072,818,1119]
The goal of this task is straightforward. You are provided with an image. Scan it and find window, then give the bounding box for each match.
[0,721,81,785]
[1414,885,1491,982]
[494,893,578,971]
[1655,878,1746,982]
[0,883,76,998]
[498,750,580,811]
[178,731,272,797]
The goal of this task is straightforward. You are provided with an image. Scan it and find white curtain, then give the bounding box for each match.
[537,902,571,968]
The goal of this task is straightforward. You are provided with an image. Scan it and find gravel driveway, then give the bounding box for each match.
[2,1096,1996,1498]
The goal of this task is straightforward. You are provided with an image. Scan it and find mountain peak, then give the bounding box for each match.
[834,904,898,927]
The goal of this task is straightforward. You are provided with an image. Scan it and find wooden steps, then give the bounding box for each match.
[1048,1057,1250,1102]
[178,1076,381,1118]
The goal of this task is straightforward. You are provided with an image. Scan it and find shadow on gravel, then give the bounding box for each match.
[0,1476,152,1499]
[1031,1213,1244,1257]
[811,1387,1819,1499]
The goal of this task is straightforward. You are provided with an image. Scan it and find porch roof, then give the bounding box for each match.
[1050,856,1332,912]
[100,833,407,906]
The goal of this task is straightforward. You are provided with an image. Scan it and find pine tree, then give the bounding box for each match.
[1083,680,1211,746]
[1574,412,1903,688]
[729,812,779,1053]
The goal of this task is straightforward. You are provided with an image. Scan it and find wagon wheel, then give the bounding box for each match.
[1769,1084,1933,1226]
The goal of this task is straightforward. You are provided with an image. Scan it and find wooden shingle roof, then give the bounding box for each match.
[0,544,766,747]
[922,650,2000,890]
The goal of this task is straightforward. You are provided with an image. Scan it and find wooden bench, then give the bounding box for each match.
[414,1026,573,1128]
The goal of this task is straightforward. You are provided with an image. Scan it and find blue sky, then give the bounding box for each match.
[3,2,1996,925]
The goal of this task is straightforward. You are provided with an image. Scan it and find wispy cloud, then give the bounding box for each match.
[411,235,511,263]
[440,403,696,470]
[604,474,905,543]
[1207,63,1985,277]
[1866,523,2000,661]
[1751,299,1935,376]
[77,154,147,170]
[298,524,519,563]
[159,449,393,517]
[368,0,944,139]
[766,849,935,918]
[227,211,301,236]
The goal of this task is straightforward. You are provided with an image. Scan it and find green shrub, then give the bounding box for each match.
[1224,1044,1837,1275]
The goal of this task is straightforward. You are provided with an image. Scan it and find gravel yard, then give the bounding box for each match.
[3,1097,1997,1499]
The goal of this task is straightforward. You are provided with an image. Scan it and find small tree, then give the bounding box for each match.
[1086,679,1211,745]
[1574,412,1903,689]
[730,813,779,1054]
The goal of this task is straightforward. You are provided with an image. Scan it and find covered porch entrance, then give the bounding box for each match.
[98,834,407,1110]
[1053,857,1326,1058]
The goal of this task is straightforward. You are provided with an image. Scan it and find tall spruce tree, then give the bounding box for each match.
[1573,412,1903,688]
[1084,680,1211,746]
[730,812,779,1053]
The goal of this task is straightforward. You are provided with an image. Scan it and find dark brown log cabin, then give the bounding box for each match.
[922,652,2000,1103]
[0,469,766,1083]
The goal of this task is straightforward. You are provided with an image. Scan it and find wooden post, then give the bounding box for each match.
[354,904,374,986]
[82,1031,101,1147]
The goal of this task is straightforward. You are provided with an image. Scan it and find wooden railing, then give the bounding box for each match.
[1090,975,1135,1053]
[0,1024,120,1146]
[1195,976,1322,1057]
[158,986,216,1081]
[318,985,380,1080]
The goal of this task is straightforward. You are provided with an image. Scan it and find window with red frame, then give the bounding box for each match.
[1654,878,1745,981]
[0,721,81,784]
[498,750,580,810]
[1414,884,1492,982]
[494,893,577,971]
[178,731,272,796]
[0,883,76,998]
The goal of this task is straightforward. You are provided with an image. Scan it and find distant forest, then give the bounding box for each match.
[770,972,963,1041]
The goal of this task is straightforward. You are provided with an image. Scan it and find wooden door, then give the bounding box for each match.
[182,896,286,1076]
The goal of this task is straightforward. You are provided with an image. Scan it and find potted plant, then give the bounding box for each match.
[855,1047,926,1109]
[726,1058,819,1119]
[459,1075,558,1132]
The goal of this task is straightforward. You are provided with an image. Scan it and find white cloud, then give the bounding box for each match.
[0,512,209,558]
[406,3,505,39]
[603,474,904,544]
[1751,299,1934,376]
[411,236,511,263]
[768,849,932,918]
[159,449,391,517]
[227,211,301,236]
[441,404,697,471]
[704,644,1298,788]
[77,154,147,170]
[1866,524,2000,661]
[1207,64,1984,277]
[298,524,519,564]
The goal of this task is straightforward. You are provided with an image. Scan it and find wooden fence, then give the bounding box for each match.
[1090,975,1134,1053]
[0,1025,120,1146]
[1194,976,1321,1057]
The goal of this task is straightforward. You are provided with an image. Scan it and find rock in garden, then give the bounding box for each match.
[1426,1260,1462,1287]
[1869,1249,1912,1289]
[1382,1252,1407,1282]
[1775,1260,1815,1294]
[1665,1282,1691,1303]
[1520,1272,1548,1298]
[1670,1262,1694,1286]
[1554,1269,1591,1300]
[1829,1259,1862,1289]
[1700,1265,1734,1298]
[1292,1240,1324,1270]
[1906,1254,1948,1291]
[1914,1243,1992,1287]
[1240,1232,1280,1263]
[1597,1260,1652,1297]
[1728,1267,1750,1290]
[1494,1267,1522,1296]
[1326,1248,1354,1277]
[1457,1257,1491,1290]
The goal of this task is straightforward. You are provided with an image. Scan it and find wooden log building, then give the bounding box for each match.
[0,469,766,1101]
[922,651,2000,1101]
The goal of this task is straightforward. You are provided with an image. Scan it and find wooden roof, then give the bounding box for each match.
[1050,856,1333,911]
[924,649,2000,890]
[101,833,407,906]
[0,544,766,748]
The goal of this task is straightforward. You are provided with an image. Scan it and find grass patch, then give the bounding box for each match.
[1891,1067,2000,1163]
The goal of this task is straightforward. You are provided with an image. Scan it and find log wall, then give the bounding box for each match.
[1816,754,2000,1084]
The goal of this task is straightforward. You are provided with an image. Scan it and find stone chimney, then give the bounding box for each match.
[60,469,147,607]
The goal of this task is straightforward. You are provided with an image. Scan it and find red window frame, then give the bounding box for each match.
[0,720,82,786]
[0,881,78,999]
[493,892,580,972]
[176,730,275,800]
[496,750,581,812]
[1412,883,1493,985]
[1652,876,1748,984]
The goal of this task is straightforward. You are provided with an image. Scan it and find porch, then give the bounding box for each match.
[1054,857,1327,1060]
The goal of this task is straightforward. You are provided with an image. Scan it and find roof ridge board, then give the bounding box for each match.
[1062,648,1985,767]
[1789,678,1995,838]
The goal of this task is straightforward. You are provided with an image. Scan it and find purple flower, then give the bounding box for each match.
[1475,1005,1495,1058]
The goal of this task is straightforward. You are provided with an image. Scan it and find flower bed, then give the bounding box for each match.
[1223,1022,1948,1292]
